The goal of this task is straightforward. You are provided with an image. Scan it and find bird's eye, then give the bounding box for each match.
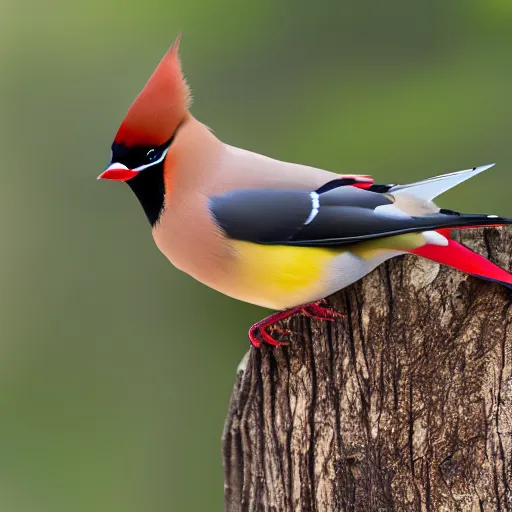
[146,149,158,162]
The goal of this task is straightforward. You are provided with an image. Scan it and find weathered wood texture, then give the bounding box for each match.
[223,228,512,512]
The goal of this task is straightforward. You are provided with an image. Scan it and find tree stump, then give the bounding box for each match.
[222,228,512,512]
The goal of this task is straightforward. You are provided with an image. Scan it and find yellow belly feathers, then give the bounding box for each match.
[231,233,424,309]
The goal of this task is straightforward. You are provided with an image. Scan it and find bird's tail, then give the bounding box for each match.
[370,162,512,288]
[410,227,512,289]
[389,164,496,202]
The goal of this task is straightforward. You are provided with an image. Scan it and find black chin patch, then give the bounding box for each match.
[126,164,165,226]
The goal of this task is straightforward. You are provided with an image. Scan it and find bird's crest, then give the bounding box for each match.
[114,35,191,147]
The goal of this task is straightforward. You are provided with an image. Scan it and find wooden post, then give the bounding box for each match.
[222,228,512,512]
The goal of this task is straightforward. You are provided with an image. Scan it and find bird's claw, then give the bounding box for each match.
[249,325,290,348]
[248,301,343,348]
[301,300,344,321]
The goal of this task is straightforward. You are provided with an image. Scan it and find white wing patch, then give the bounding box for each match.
[304,192,320,225]
[374,204,411,218]
[422,230,449,246]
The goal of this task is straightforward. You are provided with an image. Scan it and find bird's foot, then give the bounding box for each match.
[301,299,344,321]
[248,325,292,348]
[248,307,302,348]
[248,300,343,348]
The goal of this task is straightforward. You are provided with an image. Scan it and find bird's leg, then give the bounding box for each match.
[301,299,344,321]
[248,300,343,348]
[248,307,303,348]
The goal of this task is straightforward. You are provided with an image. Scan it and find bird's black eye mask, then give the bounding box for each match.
[110,134,175,171]
[109,134,176,227]
[107,123,184,227]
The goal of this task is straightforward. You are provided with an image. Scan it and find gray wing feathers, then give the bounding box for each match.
[293,206,415,243]
[209,187,398,245]
[209,189,313,243]
[209,164,500,246]
[209,182,504,247]
[319,186,391,209]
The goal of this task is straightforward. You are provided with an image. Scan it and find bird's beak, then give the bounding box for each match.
[97,163,139,182]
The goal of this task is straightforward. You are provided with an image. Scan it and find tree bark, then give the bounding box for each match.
[222,228,512,512]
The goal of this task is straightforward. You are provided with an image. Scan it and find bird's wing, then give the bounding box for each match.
[209,179,506,247]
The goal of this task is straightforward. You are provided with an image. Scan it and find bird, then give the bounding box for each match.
[98,36,512,348]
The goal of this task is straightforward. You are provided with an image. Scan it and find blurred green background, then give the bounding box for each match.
[1,0,512,510]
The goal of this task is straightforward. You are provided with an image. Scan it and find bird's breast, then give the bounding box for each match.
[152,193,234,286]
[228,241,342,309]
[151,193,340,309]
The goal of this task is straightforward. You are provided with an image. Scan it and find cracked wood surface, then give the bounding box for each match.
[223,228,512,512]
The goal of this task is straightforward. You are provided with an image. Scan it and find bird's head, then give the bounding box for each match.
[98,35,191,226]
